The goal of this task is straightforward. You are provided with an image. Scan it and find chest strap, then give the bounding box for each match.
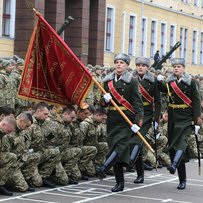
[170,81,192,108]
[108,80,135,114]
[138,84,154,103]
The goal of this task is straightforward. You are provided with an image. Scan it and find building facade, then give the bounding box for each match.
[0,0,106,65]
[104,0,203,75]
[0,0,16,58]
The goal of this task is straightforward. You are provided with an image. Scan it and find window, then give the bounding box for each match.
[160,23,167,57]
[105,7,115,52]
[194,0,199,6]
[192,30,198,64]
[140,18,147,56]
[170,25,176,58]
[179,27,188,58]
[1,0,16,38]
[150,20,157,58]
[128,15,136,56]
[121,12,126,53]
[200,32,203,64]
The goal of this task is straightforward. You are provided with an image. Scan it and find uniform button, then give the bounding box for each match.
[122,89,124,91]
[124,83,126,85]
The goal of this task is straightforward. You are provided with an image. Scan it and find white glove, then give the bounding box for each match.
[131,124,140,133]
[157,74,164,81]
[29,148,33,153]
[103,93,112,103]
[154,121,159,130]
[195,125,200,135]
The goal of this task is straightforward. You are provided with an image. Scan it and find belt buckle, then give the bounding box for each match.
[177,104,180,108]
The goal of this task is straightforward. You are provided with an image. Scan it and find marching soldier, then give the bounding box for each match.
[157,58,202,189]
[130,57,161,183]
[96,53,143,192]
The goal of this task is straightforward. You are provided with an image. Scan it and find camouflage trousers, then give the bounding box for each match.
[38,148,61,178]
[50,162,69,186]
[61,147,82,181]
[188,134,198,158]
[143,136,170,167]
[78,146,97,177]
[0,152,18,185]
[94,142,109,167]
[9,152,42,191]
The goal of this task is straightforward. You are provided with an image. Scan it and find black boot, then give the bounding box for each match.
[134,153,144,184]
[0,185,13,196]
[129,145,141,169]
[177,162,186,190]
[42,177,55,188]
[96,151,118,180]
[27,186,35,192]
[167,150,184,174]
[111,163,124,192]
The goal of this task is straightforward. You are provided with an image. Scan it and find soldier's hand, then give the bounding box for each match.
[157,74,164,81]
[131,124,140,133]
[103,93,112,103]
[195,125,200,135]
[154,121,159,130]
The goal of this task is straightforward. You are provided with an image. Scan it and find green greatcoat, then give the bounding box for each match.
[131,71,161,145]
[102,71,143,165]
[158,73,201,162]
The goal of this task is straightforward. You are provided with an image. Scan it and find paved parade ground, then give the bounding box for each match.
[0,159,203,203]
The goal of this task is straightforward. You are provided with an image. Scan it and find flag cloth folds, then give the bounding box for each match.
[18,10,93,107]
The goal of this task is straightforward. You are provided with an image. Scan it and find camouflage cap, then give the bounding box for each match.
[94,65,103,71]
[135,56,151,67]
[16,59,24,66]
[171,58,185,66]
[1,60,11,68]
[114,53,131,65]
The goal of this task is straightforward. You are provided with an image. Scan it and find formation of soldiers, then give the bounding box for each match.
[0,55,203,195]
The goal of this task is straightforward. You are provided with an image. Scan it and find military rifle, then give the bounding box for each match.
[151,41,181,70]
[57,16,74,35]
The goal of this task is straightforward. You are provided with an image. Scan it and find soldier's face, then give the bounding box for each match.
[136,64,148,75]
[172,65,185,78]
[63,111,76,123]
[35,107,49,121]
[114,60,128,75]
[2,122,15,134]
[94,113,107,123]
[162,112,168,122]
[17,118,31,130]
[77,109,90,121]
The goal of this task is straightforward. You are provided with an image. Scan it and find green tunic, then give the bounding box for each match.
[131,71,161,145]
[102,71,143,165]
[158,73,201,162]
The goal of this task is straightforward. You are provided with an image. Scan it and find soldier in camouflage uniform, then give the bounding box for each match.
[2,113,40,192]
[45,105,82,184]
[0,116,17,196]
[70,105,97,177]
[30,102,61,188]
[9,57,28,115]
[0,60,15,108]
[80,108,109,168]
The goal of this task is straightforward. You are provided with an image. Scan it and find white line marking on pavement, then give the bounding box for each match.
[45,192,86,199]
[116,194,192,203]
[18,197,60,203]
[72,177,179,203]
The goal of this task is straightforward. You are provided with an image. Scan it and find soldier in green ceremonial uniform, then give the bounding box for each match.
[129,57,161,183]
[157,58,202,190]
[96,53,143,192]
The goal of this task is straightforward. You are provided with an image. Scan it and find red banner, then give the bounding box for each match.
[18,11,93,107]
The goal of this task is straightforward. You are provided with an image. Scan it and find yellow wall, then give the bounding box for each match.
[104,0,203,75]
[0,1,14,58]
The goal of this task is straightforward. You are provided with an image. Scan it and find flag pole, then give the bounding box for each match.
[92,77,155,154]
